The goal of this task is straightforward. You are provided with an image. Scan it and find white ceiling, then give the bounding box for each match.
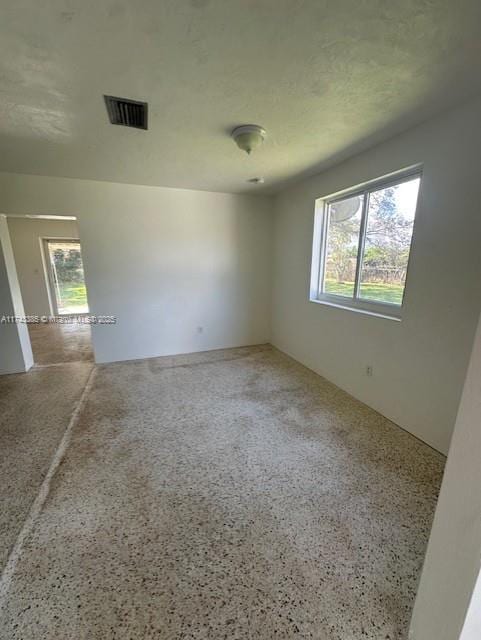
[1,0,480,194]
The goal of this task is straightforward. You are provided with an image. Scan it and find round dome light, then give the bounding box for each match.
[231,124,266,155]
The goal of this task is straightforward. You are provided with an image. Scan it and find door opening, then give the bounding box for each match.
[43,239,89,315]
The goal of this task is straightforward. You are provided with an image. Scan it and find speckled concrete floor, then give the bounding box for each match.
[0,346,444,639]
[28,322,94,365]
[0,362,94,571]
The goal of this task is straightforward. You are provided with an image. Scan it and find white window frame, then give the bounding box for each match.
[41,237,89,316]
[310,166,422,320]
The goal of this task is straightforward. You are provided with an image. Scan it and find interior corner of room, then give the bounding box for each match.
[1,3,481,639]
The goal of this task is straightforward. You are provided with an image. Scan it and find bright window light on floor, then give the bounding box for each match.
[310,167,422,318]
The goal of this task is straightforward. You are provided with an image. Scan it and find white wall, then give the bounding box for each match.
[0,215,33,374]
[0,175,273,363]
[410,311,481,640]
[7,217,79,316]
[272,96,481,454]
[461,572,481,640]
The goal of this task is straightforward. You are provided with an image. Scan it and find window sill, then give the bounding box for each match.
[309,297,402,322]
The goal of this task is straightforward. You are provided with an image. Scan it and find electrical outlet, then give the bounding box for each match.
[366,365,373,377]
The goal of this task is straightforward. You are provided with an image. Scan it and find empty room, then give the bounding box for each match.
[1,2,481,639]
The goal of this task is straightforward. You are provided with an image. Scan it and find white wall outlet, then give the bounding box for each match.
[366,365,373,377]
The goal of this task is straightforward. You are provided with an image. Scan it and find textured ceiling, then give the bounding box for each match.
[1,0,480,194]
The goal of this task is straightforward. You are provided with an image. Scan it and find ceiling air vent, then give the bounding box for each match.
[104,95,148,130]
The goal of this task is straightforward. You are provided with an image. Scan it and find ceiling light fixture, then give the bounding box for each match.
[231,124,266,155]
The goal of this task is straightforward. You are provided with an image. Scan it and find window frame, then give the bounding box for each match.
[310,166,422,320]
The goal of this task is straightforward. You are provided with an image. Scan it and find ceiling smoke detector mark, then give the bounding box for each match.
[104,95,148,130]
[247,177,265,184]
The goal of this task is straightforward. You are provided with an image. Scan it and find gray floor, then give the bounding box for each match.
[28,322,94,366]
[0,362,93,571]
[0,346,444,639]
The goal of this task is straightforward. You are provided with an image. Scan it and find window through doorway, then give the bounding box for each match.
[43,239,89,315]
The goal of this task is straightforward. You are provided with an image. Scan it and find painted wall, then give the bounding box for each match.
[0,215,33,374]
[460,572,481,640]
[410,311,481,640]
[271,96,481,454]
[0,175,273,363]
[7,217,79,316]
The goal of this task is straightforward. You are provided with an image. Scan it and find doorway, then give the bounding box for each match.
[29,236,94,365]
[5,217,95,367]
[43,238,89,315]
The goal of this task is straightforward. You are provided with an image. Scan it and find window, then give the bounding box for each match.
[43,239,89,315]
[310,168,421,318]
